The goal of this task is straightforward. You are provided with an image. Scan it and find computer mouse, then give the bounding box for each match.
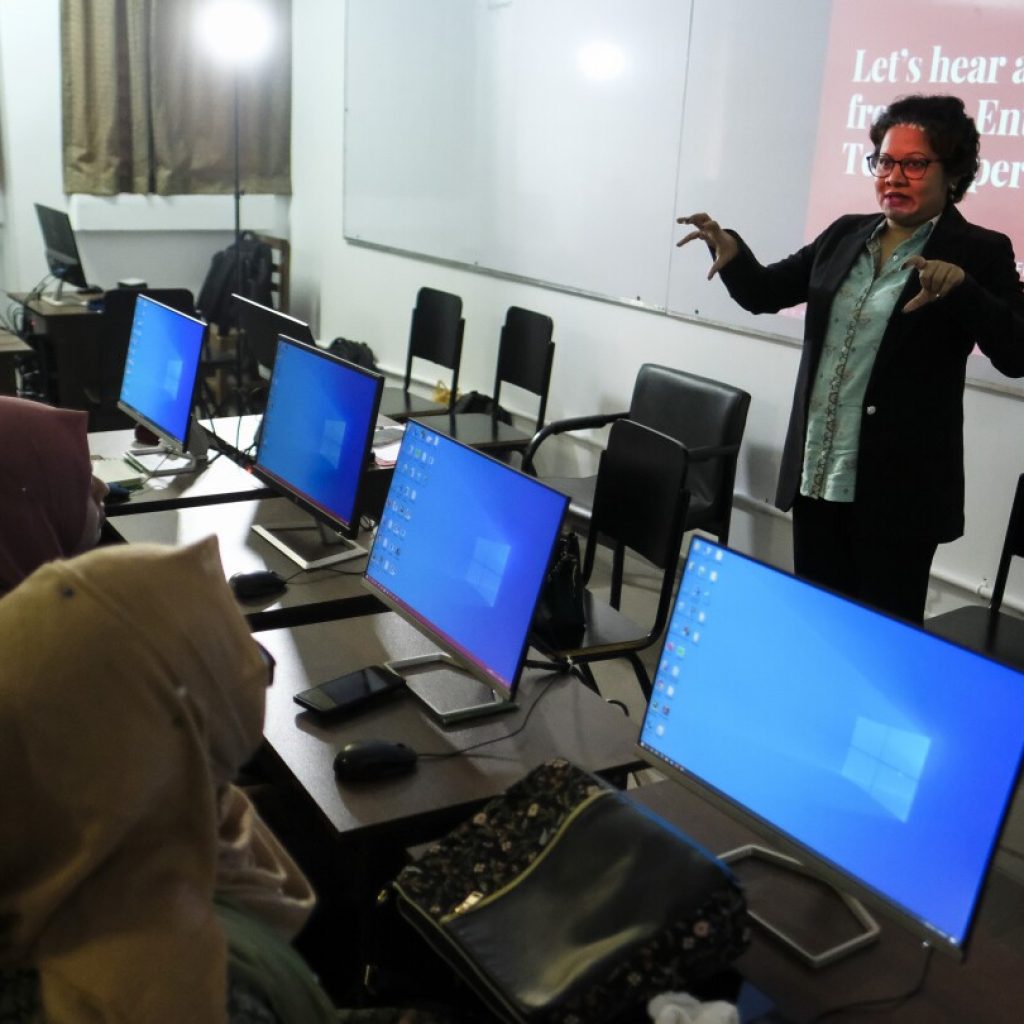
[229,569,288,600]
[333,739,417,783]
[104,482,132,505]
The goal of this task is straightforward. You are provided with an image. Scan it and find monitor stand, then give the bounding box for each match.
[41,280,88,307]
[252,517,366,570]
[720,845,880,968]
[388,652,517,725]
[125,446,203,476]
[123,421,210,477]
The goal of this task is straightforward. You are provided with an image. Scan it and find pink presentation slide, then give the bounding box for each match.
[806,0,1024,279]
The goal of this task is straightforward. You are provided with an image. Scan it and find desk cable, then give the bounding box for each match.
[806,943,934,1023]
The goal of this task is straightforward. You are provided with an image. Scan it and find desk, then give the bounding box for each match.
[925,605,1024,674]
[0,330,32,395]
[631,780,1024,1024]
[10,293,128,429]
[90,427,273,515]
[109,497,384,629]
[257,613,644,846]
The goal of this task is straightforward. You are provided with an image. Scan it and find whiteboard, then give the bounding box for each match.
[666,0,831,340]
[344,0,692,308]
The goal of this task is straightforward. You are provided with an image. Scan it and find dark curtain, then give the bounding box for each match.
[62,0,291,196]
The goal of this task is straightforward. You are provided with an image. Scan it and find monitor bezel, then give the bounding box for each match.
[233,292,314,371]
[251,334,385,539]
[116,293,207,453]
[636,539,1024,961]
[33,203,88,289]
[361,419,569,704]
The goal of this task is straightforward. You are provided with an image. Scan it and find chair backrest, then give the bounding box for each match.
[405,287,464,403]
[252,233,291,312]
[492,306,555,431]
[100,288,196,404]
[991,473,1024,612]
[629,363,751,545]
[585,419,691,637]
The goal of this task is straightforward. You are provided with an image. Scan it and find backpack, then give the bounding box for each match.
[449,389,512,424]
[328,337,378,371]
[197,231,275,330]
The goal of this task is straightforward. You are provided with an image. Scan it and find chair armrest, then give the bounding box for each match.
[685,442,740,464]
[522,410,628,474]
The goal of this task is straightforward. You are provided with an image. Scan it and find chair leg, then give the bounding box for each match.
[573,662,601,696]
[610,542,626,609]
[626,653,652,702]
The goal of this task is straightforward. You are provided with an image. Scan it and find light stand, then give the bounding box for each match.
[196,0,274,414]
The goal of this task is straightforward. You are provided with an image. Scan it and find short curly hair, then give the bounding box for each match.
[869,94,980,204]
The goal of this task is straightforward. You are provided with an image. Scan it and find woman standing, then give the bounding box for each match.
[678,94,1024,622]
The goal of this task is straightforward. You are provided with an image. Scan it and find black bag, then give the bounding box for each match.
[328,337,378,371]
[450,389,513,424]
[532,531,586,648]
[197,231,275,330]
[389,760,749,1024]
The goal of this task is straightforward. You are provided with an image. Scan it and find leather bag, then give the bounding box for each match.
[389,760,749,1024]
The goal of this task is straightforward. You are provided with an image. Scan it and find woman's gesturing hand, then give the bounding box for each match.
[676,213,740,280]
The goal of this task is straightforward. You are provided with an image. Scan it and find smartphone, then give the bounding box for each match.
[293,665,407,717]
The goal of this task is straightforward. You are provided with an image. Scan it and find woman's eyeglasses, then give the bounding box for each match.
[866,154,934,180]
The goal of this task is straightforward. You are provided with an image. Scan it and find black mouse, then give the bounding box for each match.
[333,739,417,782]
[104,482,132,505]
[229,569,288,600]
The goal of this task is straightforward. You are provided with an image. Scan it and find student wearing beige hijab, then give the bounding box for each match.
[0,539,335,1024]
[0,397,316,936]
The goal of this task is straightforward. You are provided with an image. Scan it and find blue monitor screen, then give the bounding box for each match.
[255,336,383,531]
[364,421,568,694]
[639,539,1024,952]
[118,294,206,446]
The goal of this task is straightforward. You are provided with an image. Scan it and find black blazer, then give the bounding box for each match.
[720,205,1024,541]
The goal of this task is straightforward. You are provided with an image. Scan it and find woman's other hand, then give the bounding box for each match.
[676,213,740,280]
[900,255,966,313]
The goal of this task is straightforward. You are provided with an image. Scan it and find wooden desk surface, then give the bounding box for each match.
[256,613,644,847]
[9,291,98,316]
[925,605,1024,675]
[631,780,1024,1024]
[109,497,383,629]
[90,428,272,515]
[0,330,32,354]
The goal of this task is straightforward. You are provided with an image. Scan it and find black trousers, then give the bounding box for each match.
[791,494,939,625]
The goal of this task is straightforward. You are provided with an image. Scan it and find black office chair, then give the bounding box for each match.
[533,418,691,702]
[379,287,464,421]
[926,473,1024,672]
[87,287,196,426]
[523,364,750,605]
[427,306,554,460]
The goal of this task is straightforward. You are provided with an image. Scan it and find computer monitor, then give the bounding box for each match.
[362,420,569,723]
[34,203,89,301]
[252,335,384,569]
[233,292,314,373]
[638,538,1024,966]
[118,294,209,475]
